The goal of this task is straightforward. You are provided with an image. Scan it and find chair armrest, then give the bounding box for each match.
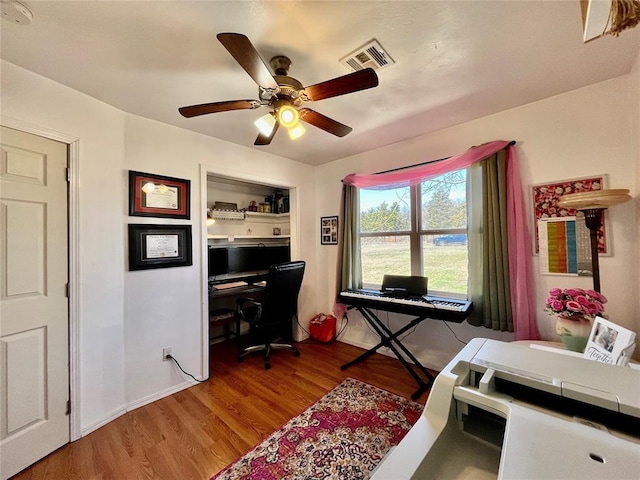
[236,297,262,324]
[236,297,261,309]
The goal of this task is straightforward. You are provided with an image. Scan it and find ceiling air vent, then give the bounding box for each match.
[340,39,395,72]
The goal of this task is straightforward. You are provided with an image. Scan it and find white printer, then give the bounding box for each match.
[372,338,640,480]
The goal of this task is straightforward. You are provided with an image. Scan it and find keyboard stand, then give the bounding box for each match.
[340,305,435,400]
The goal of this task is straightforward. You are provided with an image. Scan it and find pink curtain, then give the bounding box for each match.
[344,141,511,189]
[343,140,540,340]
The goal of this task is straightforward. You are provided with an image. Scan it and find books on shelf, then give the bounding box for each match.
[583,316,636,367]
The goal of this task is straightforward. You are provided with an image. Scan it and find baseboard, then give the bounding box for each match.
[125,380,197,413]
[337,337,407,363]
[81,406,127,437]
[336,337,448,372]
[80,380,197,438]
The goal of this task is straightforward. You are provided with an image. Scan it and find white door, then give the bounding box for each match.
[0,126,69,479]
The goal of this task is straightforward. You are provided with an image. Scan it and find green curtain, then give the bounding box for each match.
[338,149,514,332]
[336,184,362,293]
[468,151,513,331]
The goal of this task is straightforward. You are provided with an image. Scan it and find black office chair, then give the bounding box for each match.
[236,260,305,369]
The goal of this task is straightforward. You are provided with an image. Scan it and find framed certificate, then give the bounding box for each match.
[129,170,190,219]
[128,224,192,270]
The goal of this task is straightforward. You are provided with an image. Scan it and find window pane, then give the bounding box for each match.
[360,187,411,233]
[421,170,467,230]
[361,236,410,286]
[422,235,468,295]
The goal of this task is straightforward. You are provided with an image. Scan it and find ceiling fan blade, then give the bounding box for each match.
[254,121,280,146]
[299,108,353,137]
[301,68,379,102]
[178,100,259,118]
[217,33,279,90]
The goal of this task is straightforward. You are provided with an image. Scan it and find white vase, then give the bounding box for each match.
[556,315,592,353]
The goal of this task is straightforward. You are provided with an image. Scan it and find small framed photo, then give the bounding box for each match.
[583,316,636,366]
[128,224,192,270]
[321,216,338,245]
[129,170,190,219]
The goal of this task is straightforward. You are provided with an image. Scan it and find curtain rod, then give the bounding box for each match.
[374,140,516,175]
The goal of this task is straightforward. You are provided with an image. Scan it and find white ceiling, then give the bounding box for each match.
[1,1,638,166]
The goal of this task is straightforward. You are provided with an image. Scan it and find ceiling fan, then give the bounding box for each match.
[178,33,379,146]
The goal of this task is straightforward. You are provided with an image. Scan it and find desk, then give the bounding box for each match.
[209,281,266,350]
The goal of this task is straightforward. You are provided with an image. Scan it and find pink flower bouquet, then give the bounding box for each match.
[545,287,607,320]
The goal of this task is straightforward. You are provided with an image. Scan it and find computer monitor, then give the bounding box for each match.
[208,244,291,279]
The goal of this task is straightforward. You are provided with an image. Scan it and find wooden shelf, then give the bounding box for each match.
[207,234,290,240]
[244,211,290,218]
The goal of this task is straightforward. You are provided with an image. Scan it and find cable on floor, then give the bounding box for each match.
[443,321,467,345]
[167,355,208,383]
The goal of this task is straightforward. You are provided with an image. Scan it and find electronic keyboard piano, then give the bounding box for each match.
[339,289,472,322]
[339,286,473,399]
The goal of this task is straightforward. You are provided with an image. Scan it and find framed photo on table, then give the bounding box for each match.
[129,170,190,219]
[128,224,192,270]
[321,216,338,245]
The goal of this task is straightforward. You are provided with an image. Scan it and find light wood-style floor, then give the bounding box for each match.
[12,339,432,480]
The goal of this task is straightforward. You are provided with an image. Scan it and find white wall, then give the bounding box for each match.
[123,115,317,405]
[1,61,128,431]
[1,60,317,435]
[633,50,640,346]
[2,54,638,437]
[316,74,640,370]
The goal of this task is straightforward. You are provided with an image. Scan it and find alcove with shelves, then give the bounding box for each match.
[206,174,291,244]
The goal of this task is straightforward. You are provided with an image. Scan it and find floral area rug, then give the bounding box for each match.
[211,377,423,480]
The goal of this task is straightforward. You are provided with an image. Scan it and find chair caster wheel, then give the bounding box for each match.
[293,351,300,357]
[264,362,271,370]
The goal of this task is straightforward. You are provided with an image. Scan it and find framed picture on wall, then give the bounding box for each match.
[531,174,609,255]
[129,170,190,219]
[321,216,338,245]
[128,224,192,270]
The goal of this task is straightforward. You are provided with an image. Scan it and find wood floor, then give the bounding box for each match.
[12,339,433,480]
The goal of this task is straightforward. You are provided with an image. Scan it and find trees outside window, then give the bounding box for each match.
[359,169,468,297]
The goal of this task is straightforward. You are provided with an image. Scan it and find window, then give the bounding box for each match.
[359,169,468,297]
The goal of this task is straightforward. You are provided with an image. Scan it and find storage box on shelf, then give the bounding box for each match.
[209,209,245,221]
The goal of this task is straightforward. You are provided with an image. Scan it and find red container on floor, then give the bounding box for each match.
[309,314,337,343]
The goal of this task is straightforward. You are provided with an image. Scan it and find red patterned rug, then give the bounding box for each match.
[211,377,423,480]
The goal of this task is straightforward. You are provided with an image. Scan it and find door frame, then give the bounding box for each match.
[1,116,81,441]
[200,163,301,374]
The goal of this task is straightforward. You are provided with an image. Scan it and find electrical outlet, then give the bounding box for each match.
[162,346,172,361]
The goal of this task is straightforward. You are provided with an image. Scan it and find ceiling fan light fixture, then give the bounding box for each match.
[254,112,276,136]
[288,123,306,140]
[179,33,380,146]
[278,105,299,128]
